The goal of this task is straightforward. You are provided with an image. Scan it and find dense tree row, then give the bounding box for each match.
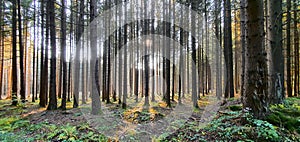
[0,0,298,119]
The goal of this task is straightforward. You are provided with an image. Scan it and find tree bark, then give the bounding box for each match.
[60,0,67,110]
[293,0,299,97]
[244,0,269,119]
[31,0,36,102]
[191,0,199,108]
[240,0,246,102]
[47,0,57,110]
[223,0,234,98]
[17,0,26,103]
[0,0,3,100]
[268,0,284,104]
[286,0,292,97]
[12,0,18,106]
[123,0,128,108]
[90,0,101,115]
[39,0,47,107]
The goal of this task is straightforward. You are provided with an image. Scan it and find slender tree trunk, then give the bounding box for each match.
[118,25,122,104]
[81,38,86,104]
[205,0,209,94]
[293,0,299,97]
[47,0,57,110]
[144,0,150,106]
[12,0,18,106]
[60,0,67,110]
[286,0,292,97]
[44,0,50,105]
[18,0,26,103]
[113,0,118,102]
[73,0,84,108]
[223,0,234,98]
[102,3,107,103]
[117,1,123,104]
[152,0,156,102]
[0,0,3,100]
[123,0,128,108]
[134,1,139,102]
[215,0,221,99]
[165,1,171,107]
[31,0,36,102]
[201,29,205,97]
[191,0,199,108]
[240,0,246,102]
[106,0,111,104]
[39,0,47,107]
[234,3,240,94]
[68,0,74,102]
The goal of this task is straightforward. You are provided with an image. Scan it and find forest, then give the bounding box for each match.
[0,0,299,141]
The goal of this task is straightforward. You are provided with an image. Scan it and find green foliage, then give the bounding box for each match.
[227,105,243,111]
[0,116,109,141]
[0,117,30,141]
[251,119,279,141]
[0,117,29,132]
[266,97,300,134]
[0,117,19,131]
[0,132,24,142]
[204,111,281,141]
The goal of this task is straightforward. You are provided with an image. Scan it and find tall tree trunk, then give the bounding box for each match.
[205,0,209,94]
[106,0,111,104]
[12,0,18,106]
[44,0,50,105]
[118,18,122,104]
[90,0,101,115]
[178,17,183,103]
[122,0,128,108]
[47,0,57,110]
[60,0,67,110]
[113,2,118,102]
[152,0,156,102]
[244,0,269,119]
[68,0,74,102]
[134,0,139,103]
[81,38,86,104]
[268,0,284,104]
[18,0,26,103]
[191,0,199,108]
[240,0,246,102]
[73,0,84,108]
[31,0,36,102]
[165,0,171,107]
[102,2,108,103]
[39,0,47,107]
[215,0,221,99]
[223,0,234,98]
[144,0,150,106]
[286,0,292,97]
[234,2,240,94]
[0,0,3,100]
[293,0,299,97]
[117,1,123,104]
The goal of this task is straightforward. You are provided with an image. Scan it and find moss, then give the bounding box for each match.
[227,105,243,111]
[266,114,281,125]
[266,97,300,134]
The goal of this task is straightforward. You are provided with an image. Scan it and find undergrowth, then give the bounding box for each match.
[0,117,110,142]
[266,97,300,134]
[161,97,300,142]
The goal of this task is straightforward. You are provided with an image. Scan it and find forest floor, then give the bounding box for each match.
[0,95,299,141]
